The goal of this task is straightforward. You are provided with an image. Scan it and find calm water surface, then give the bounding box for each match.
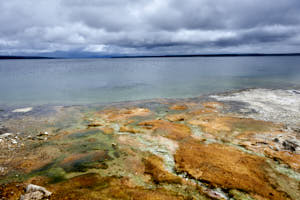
[0,57,300,105]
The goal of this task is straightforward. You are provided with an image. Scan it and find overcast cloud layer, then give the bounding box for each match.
[1,0,300,56]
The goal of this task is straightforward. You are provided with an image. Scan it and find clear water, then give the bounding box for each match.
[0,56,300,106]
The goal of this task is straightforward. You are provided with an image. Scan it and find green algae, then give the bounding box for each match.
[67,129,101,139]
[45,167,67,183]
[0,170,30,184]
[229,189,255,200]
[269,160,300,181]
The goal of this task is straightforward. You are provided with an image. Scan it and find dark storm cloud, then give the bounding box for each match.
[0,0,300,55]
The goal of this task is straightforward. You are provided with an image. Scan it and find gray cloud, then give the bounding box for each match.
[0,0,300,56]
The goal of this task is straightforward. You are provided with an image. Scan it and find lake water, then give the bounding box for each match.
[0,56,300,106]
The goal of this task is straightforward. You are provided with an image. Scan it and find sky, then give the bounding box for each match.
[1,0,300,57]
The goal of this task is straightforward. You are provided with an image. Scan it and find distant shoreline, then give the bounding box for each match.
[111,53,300,58]
[1,53,300,59]
[0,56,53,60]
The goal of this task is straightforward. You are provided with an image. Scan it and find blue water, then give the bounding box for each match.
[0,57,300,105]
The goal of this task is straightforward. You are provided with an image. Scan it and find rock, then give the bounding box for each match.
[264,149,300,172]
[282,140,299,152]
[97,107,150,122]
[212,89,300,126]
[20,184,52,200]
[202,102,224,109]
[20,191,44,200]
[119,125,141,134]
[174,140,289,200]
[87,122,103,127]
[165,113,187,122]
[188,114,277,138]
[138,120,191,140]
[111,143,117,149]
[169,104,188,111]
[0,133,14,138]
[37,132,49,136]
[11,139,18,144]
[100,126,114,134]
[0,166,8,176]
[12,107,33,113]
[143,154,182,184]
[292,127,300,133]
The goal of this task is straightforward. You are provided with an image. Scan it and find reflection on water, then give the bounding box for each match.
[0,56,300,105]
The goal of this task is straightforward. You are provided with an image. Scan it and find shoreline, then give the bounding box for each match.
[0,88,299,199]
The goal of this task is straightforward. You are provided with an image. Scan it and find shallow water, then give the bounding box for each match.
[1,56,300,106]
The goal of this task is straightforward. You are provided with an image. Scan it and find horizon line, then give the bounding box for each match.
[1,53,300,59]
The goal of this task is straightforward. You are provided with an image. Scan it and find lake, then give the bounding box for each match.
[1,56,300,106]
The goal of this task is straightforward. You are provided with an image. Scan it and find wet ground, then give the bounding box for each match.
[0,88,299,200]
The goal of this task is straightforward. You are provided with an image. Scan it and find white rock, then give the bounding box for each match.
[11,139,18,144]
[20,184,52,200]
[0,167,6,173]
[12,107,33,113]
[0,133,13,138]
[26,184,52,196]
[212,89,300,126]
[20,191,44,200]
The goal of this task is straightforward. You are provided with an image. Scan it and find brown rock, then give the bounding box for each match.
[264,149,300,172]
[174,140,289,200]
[98,107,151,122]
[119,126,141,134]
[87,122,103,127]
[202,102,223,109]
[169,104,188,111]
[100,126,114,134]
[143,155,181,184]
[188,115,278,138]
[139,120,191,140]
[47,173,185,200]
[189,108,216,115]
[165,113,188,122]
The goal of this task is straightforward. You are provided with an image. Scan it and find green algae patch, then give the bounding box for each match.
[63,129,115,154]
[60,150,113,173]
[0,170,31,185]
[45,167,67,183]
[67,129,102,139]
[229,189,255,200]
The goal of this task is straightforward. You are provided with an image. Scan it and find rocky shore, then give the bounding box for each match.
[0,88,299,200]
